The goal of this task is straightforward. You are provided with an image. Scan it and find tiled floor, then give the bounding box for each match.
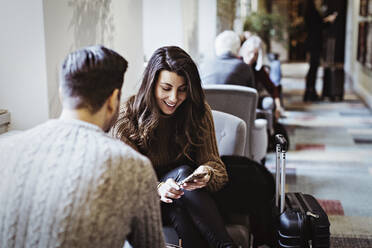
[265,63,372,245]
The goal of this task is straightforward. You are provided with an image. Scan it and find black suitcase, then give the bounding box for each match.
[274,134,330,248]
[322,65,344,101]
[322,38,345,101]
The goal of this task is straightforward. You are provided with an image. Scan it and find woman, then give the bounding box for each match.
[239,34,284,120]
[111,46,237,248]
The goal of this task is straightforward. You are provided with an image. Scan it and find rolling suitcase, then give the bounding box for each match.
[275,134,330,248]
[322,65,344,101]
[322,38,345,101]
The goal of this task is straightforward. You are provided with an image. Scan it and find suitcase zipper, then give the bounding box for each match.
[306,211,319,219]
[297,193,320,219]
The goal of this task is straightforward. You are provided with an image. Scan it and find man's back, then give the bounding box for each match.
[0,119,164,248]
[200,53,254,87]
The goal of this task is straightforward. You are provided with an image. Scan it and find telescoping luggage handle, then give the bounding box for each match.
[275,134,288,213]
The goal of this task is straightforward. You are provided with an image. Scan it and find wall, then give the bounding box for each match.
[182,0,199,61]
[345,0,372,107]
[198,0,217,62]
[0,0,143,130]
[0,0,49,130]
[142,0,183,62]
[143,0,214,64]
[1,0,208,130]
[43,0,144,119]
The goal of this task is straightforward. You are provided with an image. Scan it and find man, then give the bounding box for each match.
[0,45,165,248]
[199,30,254,87]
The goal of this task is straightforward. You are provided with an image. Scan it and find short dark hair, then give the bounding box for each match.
[60,45,128,113]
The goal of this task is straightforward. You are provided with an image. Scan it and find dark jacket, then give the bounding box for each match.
[200,52,254,87]
[304,1,324,52]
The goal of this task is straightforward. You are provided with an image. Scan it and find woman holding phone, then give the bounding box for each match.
[111,46,237,248]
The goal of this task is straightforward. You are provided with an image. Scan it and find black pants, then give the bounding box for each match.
[160,165,236,248]
[160,157,275,248]
[305,49,321,93]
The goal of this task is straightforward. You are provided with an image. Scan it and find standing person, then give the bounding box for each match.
[304,0,337,102]
[111,46,239,248]
[0,45,165,248]
[268,53,284,108]
[268,53,282,87]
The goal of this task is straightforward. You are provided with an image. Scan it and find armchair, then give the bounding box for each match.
[203,84,268,163]
[212,110,246,156]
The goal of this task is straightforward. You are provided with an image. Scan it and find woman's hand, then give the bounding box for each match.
[180,165,212,191]
[323,12,338,23]
[158,178,184,203]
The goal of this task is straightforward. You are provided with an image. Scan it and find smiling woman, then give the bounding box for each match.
[110,46,238,248]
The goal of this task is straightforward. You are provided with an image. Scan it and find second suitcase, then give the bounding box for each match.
[322,65,344,101]
[275,134,330,248]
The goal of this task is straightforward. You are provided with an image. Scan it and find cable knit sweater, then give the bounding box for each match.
[111,97,228,192]
[0,119,165,248]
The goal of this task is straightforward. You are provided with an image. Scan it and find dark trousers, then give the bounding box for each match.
[160,156,275,248]
[305,49,321,92]
[160,165,236,248]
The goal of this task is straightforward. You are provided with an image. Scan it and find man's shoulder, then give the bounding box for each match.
[102,135,152,169]
[102,134,143,157]
[207,55,243,64]
[88,135,156,194]
[220,57,249,71]
[202,56,247,74]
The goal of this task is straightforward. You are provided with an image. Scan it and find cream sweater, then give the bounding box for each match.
[0,119,165,248]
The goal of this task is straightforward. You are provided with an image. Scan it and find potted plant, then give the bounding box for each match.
[243,12,287,52]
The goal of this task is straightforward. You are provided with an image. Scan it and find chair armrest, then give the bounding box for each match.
[212,110,247,157]
[256,109,274,135]
[251,119,268,162]
[254,118,267,130]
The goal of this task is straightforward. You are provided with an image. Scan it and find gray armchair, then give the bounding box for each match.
[212,110,246,156]
[203,84,268,163]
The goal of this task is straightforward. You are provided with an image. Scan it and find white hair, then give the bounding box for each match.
[215,30,241,57]
[239,35,264,71]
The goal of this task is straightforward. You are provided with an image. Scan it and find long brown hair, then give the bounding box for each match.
[116,46,207,160]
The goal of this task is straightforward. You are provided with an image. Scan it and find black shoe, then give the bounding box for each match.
[303,91,320,102]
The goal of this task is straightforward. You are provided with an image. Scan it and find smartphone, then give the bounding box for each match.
[178,171,208,185]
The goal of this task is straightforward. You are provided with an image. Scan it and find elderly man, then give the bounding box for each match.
[200,30,254,87]
[0,46,165,248]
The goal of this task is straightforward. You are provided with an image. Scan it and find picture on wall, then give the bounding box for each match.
[366,22,372,69]
[357,22,367,64]
[360,0,368,16]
